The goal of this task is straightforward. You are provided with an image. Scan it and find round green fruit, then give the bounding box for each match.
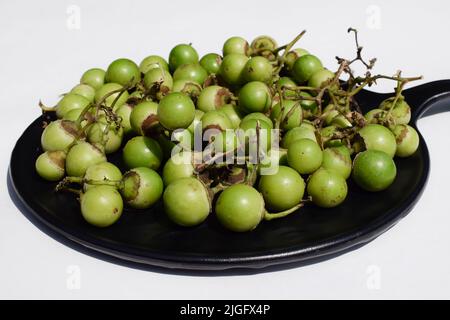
[162,151,195,186]
[70,84,95,102]
[158,92,195,130]
[94,83,129,109]
[197,85,232,112]
[352,150,397,192]
[169,44,199,72]
[105,58,141,86]
[56,93,90,119]
[80,68,105,90]
[200,53,222,74]
[222,36,250,56]
[392,124,419,157]
[287,139,323,174]
[215,184,264,232]
[219,53,249,86]
[307,168,348,208]
[139,55,169,74]
[238,81,272,114]
[83,162,122,190]
[271,100,303,131]
[130,101,159,135]
[321,146,352,179]
[163,177,211,227]
[243,56,273,83]
[292,54,323,83]
[65,142,106,177]
[122,136,163,170]
[357,124,397,158]
[121,167,163,209]
[41,120,78,152]
[35,151,66,181]
[308,69,335,88]
[80,186,123,227]
[281,125,317,148]
[258,165,305,211]
[173,63,208,85]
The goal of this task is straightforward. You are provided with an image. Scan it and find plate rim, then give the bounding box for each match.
[9,83,439,271]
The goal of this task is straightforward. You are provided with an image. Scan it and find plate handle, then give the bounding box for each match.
[406,79,450,121]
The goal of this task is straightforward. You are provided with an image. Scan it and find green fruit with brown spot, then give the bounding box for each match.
[121,167,163,209]
[392,124,419,157]
[35,151,66,181]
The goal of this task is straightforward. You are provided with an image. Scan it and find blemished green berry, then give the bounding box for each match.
[251,35,278,54]
[200,53,222,74]
[120,167,163,209]
[392,124,419,157]
[139,55,169,74]
[143,67,173,92]
[35,151,66,181]
[321,146,352,179]
[223,36,250,56]
[215,184,265,232]
[357,124,397,158]
[83,162,122,191]
[162,151,195,186]
[70,84,95,102]
[130,101,159,135]
[172,79,202,97]
[238,81,272,114]
[201,110,233,132]
[271,99,303,131]
[379,97,411,125]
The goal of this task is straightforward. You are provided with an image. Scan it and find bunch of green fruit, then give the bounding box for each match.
[35,28,421,232]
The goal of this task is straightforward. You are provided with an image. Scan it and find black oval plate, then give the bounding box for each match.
[8,80,450,271]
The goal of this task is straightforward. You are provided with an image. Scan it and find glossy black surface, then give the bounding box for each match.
[8,80,450,271]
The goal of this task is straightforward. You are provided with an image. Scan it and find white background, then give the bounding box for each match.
[1,0,450,299]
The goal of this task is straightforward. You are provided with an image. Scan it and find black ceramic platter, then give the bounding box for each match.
[8,80,450,271]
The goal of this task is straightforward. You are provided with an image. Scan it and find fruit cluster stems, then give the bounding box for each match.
[264,197,312,221]
[56,176,123,194]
